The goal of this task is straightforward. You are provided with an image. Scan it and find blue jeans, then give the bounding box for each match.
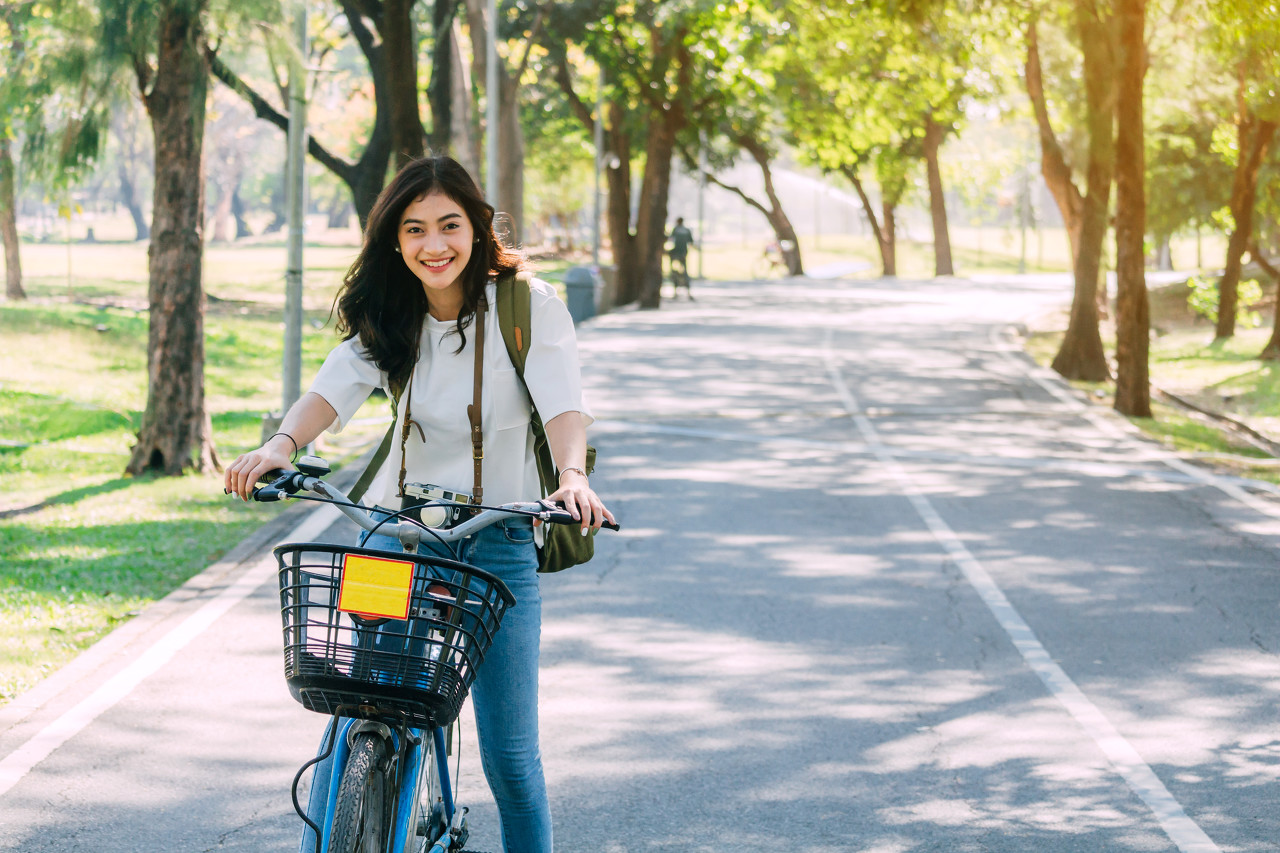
[299,516,551,853]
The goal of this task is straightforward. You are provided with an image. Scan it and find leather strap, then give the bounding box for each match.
[397,365,423,498]
[467,303,486,508]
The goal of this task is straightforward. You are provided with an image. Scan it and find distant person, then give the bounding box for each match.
[667,217,695,299]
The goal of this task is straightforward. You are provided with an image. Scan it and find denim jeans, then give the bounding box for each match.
[299,516,551,853]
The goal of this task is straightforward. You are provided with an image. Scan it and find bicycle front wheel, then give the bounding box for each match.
[329,732,390,853]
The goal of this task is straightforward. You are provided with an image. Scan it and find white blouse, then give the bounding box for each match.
[308,277,592,509]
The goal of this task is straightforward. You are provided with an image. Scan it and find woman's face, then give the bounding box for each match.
[396,191,476,301]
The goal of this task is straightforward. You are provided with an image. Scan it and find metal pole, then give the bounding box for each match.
[592,66,603,269]
[485,0,499,203]
[697,130,706,280]
[282,1,308,415]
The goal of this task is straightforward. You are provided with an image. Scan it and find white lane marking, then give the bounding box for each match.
[0,504,341,797]
[823,331,1221,853]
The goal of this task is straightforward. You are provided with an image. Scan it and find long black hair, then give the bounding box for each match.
[333,156,522,398]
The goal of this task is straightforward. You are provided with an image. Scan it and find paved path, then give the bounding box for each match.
[2,275,1278,852]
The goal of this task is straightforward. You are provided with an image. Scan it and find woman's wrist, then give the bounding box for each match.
[558,466,588,484]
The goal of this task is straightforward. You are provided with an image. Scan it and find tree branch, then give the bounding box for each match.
[206,49,356,184]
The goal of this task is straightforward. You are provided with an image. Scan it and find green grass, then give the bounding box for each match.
[0,236,394,705]
[1026,279,1280,484]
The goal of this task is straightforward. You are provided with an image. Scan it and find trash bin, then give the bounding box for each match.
[564,266,597,324]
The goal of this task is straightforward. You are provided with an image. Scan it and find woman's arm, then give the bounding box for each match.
[224,392,339,500]
[543,411,615,532]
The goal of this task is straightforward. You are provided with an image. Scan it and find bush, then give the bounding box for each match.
[1186,275,1263,328]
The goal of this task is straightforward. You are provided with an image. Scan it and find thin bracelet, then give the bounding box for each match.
[270,431,299,462]
[558,466,588,483]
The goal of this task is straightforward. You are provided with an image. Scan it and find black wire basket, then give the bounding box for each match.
[274,542,515,730]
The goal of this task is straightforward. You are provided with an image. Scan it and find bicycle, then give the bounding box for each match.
[251,455,618,853]
[668,256,692,299]
[750,240,793,279]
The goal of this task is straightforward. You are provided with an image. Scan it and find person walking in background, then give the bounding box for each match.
[667,217,695,299]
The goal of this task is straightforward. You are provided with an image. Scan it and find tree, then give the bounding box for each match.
[543,0,735,308]
[1112,0,1149,417]
[102,0,221,475]
[1205,0,1280,341]
[209,0,426,227]
[782,0,978,279]
[678,10,806,276]
[1025,2,1116,382]
[1,0,109,300]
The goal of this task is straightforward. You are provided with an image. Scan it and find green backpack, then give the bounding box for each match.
[349,271,597,573]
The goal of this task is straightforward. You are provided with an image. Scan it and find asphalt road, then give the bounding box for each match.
[2,274,1278,852]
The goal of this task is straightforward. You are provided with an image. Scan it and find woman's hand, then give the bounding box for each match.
[546,469,615,534]
[223,433,296,501]
[223,393,338,501]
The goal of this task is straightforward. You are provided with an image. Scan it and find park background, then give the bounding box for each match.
[1,0,1278,706]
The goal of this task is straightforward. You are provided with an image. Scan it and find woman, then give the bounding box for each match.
[224,155,612,852]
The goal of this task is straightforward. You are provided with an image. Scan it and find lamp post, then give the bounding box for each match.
[282,1,308,416]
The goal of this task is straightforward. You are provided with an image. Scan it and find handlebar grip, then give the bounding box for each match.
[544,502,620,531]
[251,469,298,502]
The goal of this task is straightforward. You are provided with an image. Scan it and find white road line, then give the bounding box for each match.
[823,331,1221,853]
[0,504,341,798]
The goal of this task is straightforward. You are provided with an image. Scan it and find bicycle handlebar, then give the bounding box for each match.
[252,462,619,545]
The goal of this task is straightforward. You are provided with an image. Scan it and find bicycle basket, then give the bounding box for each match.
[274,542,515,729]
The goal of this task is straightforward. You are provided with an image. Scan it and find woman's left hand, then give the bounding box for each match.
[546,470,615,534]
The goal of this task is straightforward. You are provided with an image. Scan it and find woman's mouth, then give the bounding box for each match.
[421,257,453,271]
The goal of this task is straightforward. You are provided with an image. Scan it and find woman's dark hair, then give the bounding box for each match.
[333,156,522,398]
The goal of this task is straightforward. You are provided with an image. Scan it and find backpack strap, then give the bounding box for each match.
[495,271,562,497]
[348,394,397,505]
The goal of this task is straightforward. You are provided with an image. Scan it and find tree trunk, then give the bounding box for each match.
[1050,2,1115,382]
[427,0,460,156]
[1112,0,1150,418]
[842,166,895,278]
[1253,243,1280,359]
[497,73,525,246]
[448,19,480,176]
[1026,18,1085,284]
[636,113,680,308]
[604,101,639,305]
[881,201,897,278]
[1215,76,1277,340]
[126,0,218,476]
[0,138,25,301]
[210,177,233,242]
[118,158,150,241]
[923,115,954,277]
[711,136,805,276]
[231,185,251,238]
[385,0,425,168]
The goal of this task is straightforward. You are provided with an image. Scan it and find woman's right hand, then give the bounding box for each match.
[224,433,296,501]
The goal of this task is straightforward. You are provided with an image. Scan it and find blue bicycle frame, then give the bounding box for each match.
[314,720,457,853]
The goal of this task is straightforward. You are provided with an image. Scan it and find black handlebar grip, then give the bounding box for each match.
[545,502,620,531]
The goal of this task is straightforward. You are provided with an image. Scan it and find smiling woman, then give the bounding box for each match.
[222,155,613,853]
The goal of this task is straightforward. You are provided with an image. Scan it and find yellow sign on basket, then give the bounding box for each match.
[338,553,414,620]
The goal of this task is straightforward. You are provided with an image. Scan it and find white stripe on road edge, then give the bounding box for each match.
[0,503,341,798]
[823,331,1221,853]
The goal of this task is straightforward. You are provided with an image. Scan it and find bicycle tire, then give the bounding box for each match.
[328,732,390,853]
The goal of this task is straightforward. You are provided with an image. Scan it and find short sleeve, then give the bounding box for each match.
[522,278,593,427]
[306,336,387,432]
